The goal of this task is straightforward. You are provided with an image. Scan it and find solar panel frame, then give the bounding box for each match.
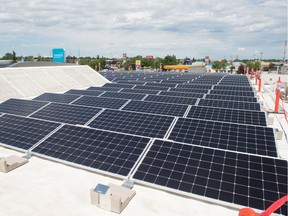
[205,94,257,103]
[99,91,146,100]
[122,100,189,117]
[209,90,255,97]
[169,88,209,94]
[119,88,160,95]
[0,114,61,151]
[32,124,152,177]
[134,85,171,91]
[131,139,287,215]
[72,95,129,109]
[87,87,122,92]
[31,103,103,125]
[103,83,136,88]
[214,85,253,91]
[168,117,277,157]
[144,95,198,106]
[88,109,175,138]
[65,89,105,97]
[186,105,267,126]
[0,98,49,116]
[33,93,81,104]
[159,91,205,98]
[198,99,261,111]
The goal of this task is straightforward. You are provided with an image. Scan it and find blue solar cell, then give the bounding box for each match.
[88,109,174,138]
[0,98,48,116]
[33,93,81,104]
[132,139,287,215]
[32,125,151,176]
[31,103,102,125]
[72,96,128,109]
[168,118,277,157]
[0,114,60,150]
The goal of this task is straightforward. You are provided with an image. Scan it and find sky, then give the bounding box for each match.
[0,0,287,60]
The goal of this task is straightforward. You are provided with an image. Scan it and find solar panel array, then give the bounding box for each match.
[0,71,286,215]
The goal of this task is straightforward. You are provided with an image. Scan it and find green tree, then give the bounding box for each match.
[2,52,14,60]
[212,60,227,70]
[163,55,177,65]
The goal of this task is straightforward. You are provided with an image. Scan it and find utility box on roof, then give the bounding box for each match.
[90,183,136,214]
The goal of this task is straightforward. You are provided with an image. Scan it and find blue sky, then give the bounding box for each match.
[0,0,287,60]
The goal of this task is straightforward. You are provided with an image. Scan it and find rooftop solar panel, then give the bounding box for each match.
[119,88,160,95]
[187,106,267,126]
[144,95,198,106]
[205,94,257,103]
[88,109,174,138]
[87,87,122,92]
[132,139,287,215]
[134,85,170,91]
[100,91,146,100]
[31,103,102,125]
[168,118,277,157]
[169,88,209,94]
[32,124,151,176]
[209,90,255,97]
[103,83,135,88]
[72,95,128,109]
[214,86,253,91]
[175,85,213,90]
[159,91,205,98]
[0,98,48,116]
[122,100,189,117]
[144,83,178,88]
[33,93,81,104]
[198,99,261,111]
[0,114,60,150]
[65,89,104,97]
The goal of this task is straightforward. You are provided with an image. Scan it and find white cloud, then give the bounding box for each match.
[0,0,286,59]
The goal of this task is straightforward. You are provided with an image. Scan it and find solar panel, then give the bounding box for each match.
[72,95,128,109]
[31,103,102,125]
[198,99,261,111]
[134,85,170,91]
[87,87,122,92]
[169,88,209,94]
[65,89,104,97]
[119,88,160,95]
[187,106,267,126]
[214,85,253,91]
[122,100,188,117]
[176,84,213,89]
[0,114,60,150]
[132,139,287,215]
[209,90,255,97]
[168,118,277,157]
[88,109,174,138]
[32,124,151,176]
[205,94,257,103]
[0,98,48,116]
[100,91,146,100]
[33,93,81,104]
[144,95,198,106]
[144,83,178,88]
[103,83,135,88]
[159,91,205,98]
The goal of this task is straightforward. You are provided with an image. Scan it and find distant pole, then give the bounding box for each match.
[274,77,281,113]
[98,62,101,72]
[255,70,258,85]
